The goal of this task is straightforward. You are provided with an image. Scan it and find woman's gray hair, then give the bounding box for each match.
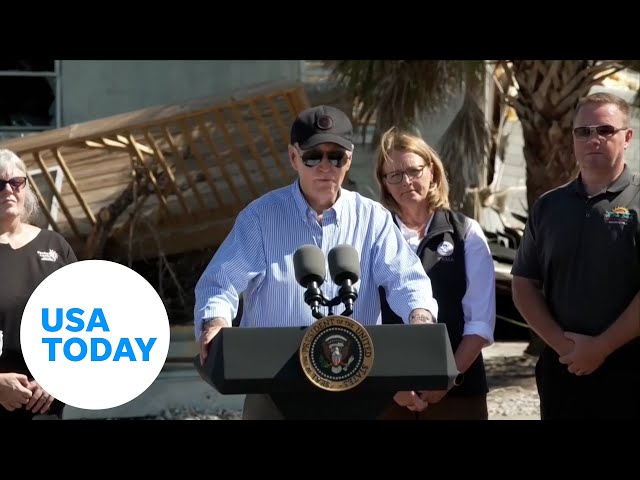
[0,149,40,223]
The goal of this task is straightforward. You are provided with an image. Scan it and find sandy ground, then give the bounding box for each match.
[484,341,540,420]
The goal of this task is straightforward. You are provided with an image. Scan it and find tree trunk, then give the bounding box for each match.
[510,60,596,206]
[509,60,599,354]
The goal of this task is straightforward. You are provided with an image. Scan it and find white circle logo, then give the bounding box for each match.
[20,260,170,410]
[437,241,454,257]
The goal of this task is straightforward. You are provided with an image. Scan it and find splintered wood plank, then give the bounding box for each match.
[179,119,224,208]
[279,91,297,119]
[160,124,206,210]
[211,109,259,198]
[108,217,237,261]
[116,134,155,155]
[25,170,60,232]
[247,98,291,184]
[126,132,170,217]
[114,183,152,243]
[0,80,305,154]
[33,151,81,238]
[100,137,128,149]
[84,140,108,149]
[195,116,243,205]
[52,147,96,225]
[143,129,192,216]
[229,102,273,191]
[288,86,311,114]
[263,95,291,146]
[0,81,312,261]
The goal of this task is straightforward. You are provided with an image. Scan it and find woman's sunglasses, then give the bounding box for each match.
[0,176,27,191]
[299,148,349,168]
[573,124,627,140]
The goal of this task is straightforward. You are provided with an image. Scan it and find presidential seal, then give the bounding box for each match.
[299,315,374,392]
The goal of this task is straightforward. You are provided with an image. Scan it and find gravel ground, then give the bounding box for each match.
[140,342,540,421]
[484,342,540,419]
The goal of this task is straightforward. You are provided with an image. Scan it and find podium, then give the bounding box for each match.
[195,320,459,420]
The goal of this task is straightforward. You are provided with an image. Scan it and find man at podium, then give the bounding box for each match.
[193,105,439,419]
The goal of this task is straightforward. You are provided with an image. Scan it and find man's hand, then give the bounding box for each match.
[419,390,447,405]
[558,332,609,376]
[0,373,32,411]
[393,391,427,412]
[409,308,434,324]
[25,380,55,415]
[555,337,575,357]
[199,317,229,366]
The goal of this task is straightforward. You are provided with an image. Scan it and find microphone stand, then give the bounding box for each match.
[337,279,358,317]
[304,285,358,319]
[303,283,326,320]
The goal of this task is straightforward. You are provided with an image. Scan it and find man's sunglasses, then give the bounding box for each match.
[299,148,349,168]
[573,124,627,140]
[0,176,27,191]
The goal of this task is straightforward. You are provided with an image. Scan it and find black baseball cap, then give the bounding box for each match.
[290,105,354,151]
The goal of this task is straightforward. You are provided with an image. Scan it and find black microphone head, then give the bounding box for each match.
[293,245,326,288]
[328,244,360,284]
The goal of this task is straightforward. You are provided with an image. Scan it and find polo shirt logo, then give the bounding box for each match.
[604,206,634,226]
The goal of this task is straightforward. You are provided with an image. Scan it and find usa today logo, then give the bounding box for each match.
[21,260,170,411]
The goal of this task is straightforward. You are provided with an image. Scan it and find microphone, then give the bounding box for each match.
[328,244,360,316]
[293,245,327,319]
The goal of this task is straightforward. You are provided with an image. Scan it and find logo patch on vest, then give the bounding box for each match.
[437,241,454,257]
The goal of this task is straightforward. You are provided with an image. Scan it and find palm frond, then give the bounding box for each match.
[323,60,473,143]
[623,61,640,109]
[437,90,492,213]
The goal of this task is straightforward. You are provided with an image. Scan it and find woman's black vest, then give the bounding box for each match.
[380,209,489,397]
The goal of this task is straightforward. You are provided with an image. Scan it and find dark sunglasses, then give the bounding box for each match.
[573,124,627,140]
[0,176,27,191]
[299,149,349,168]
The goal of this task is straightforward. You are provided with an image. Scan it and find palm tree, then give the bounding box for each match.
[325,59,638,354]
[500,61,627,210]
[324,60,491,217]
[626,60,640,108]
[326,60,636,213]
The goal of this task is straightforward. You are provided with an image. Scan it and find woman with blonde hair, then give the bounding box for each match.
[0,149,77,419]
[375,127,496,420]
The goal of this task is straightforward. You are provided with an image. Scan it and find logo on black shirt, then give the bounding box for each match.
[604,207,634,226]
[37,249,59,262]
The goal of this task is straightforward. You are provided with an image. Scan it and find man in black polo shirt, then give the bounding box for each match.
[512,92,639,420]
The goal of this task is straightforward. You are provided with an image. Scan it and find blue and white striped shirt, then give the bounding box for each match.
[194,180,438,341]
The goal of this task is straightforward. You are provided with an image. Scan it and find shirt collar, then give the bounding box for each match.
[606,164,633,192]
[573,164,633,197]
[394,211,435,240]
[292,178,309,220]
[291,178,346,226]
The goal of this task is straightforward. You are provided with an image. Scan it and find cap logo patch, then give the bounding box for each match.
[317,115,333,130]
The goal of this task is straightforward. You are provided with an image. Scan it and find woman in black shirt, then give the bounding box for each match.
[0,148,77,420]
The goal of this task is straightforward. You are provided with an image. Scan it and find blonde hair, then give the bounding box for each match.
[575,92,630,126]
[0,149,40,223]
[374,127,450,213]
